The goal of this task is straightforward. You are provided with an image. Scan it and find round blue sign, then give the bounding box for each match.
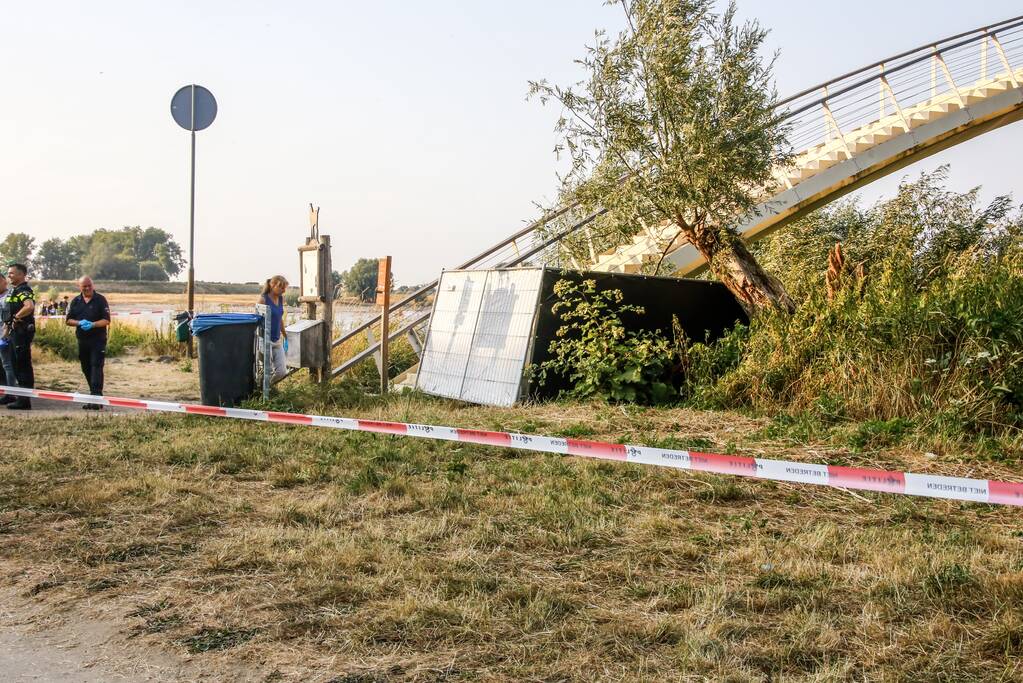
[170,85,217,131]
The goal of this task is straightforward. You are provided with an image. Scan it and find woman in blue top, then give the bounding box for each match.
[258,275,289,382]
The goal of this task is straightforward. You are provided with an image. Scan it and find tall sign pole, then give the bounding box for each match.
[171,84,217,356]
[188,86,196,325]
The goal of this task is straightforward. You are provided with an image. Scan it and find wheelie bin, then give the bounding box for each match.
[191,313,261,407]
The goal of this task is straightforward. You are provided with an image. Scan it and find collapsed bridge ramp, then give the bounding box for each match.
[327,15,1023,382]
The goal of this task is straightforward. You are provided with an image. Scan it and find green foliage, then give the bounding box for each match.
[34,321,182,361]
[0,233,36,272]
[529,0,792,308]
[34,322,82,360]
[38,287,61,306]
[848,418,913,452]
[536,279,676,404]
[681,169,1023,444]
[84,249,137,280]
[28,227,184,282]
[676,321,749,408]
[138,261,169,281]
[340,258,392,302]
[35,237,79,279]
[346,336,420,389]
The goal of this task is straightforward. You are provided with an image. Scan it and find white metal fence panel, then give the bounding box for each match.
[417,269,544,406]
[460,269,544,406]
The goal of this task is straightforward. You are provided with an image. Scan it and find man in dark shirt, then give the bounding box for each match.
[65,277,111,409]
[4,263,35,410]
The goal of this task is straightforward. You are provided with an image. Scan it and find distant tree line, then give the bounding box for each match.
[0,227,185,281]
[334,257,404,303]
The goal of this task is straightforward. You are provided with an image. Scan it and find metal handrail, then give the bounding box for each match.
[778,15,1023,110]
[316,14,1023,384]
[327,202,597,352]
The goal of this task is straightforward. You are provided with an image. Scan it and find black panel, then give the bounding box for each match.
[527,268,747,400]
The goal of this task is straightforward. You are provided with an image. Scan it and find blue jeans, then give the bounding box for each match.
[0,339,16,387]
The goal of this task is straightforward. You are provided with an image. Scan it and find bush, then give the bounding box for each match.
[333,333,419,391]
[684,168,1023,442]
[34,320,182,360]
[138,261,169,281]
[534,279,677,404]
[41,287,62,305]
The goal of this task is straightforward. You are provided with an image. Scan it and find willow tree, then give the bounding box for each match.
[530,0,794,313]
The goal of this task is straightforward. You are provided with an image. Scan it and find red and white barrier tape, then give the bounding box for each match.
[112,310,172,316]
[39,310,172,320]
[4,385,1021,507]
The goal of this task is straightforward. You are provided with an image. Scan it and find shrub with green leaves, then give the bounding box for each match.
[686,168,1023,443]
[535,279,676,404]
[34,320,182,360]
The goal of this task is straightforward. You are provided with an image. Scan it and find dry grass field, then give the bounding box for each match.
[2,380,1022,681]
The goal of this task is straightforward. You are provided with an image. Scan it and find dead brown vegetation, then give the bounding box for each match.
[1,396,1021,680]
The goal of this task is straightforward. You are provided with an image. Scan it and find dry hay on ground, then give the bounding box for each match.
[1,396,1021,680]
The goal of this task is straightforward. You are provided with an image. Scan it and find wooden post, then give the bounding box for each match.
[319,234,333,384]
[376,256,391,395]
[299,237,320,383]
[298,205,331,383]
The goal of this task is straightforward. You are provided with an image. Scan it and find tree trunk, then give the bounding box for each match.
[681,222,795,315]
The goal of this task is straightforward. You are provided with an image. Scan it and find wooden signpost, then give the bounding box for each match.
[297,204,333,383]
[376,256,392,395]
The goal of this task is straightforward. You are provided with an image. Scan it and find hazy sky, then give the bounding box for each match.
[3,1,1021,285]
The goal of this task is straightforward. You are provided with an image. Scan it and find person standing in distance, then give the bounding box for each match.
[4,263,35,410]
[0,272,17,402]
[257,275,289,383]
[65,277,111,410]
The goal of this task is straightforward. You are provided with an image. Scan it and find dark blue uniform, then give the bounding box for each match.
[67,292,111,396]
[4,282,35,408]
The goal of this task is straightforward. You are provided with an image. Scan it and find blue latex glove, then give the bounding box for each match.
[283,337,289,353]
[79,319,93,331]
[0,338,7,348]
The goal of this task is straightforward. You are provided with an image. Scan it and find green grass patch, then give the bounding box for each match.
[847,418,913,451]
[34,319,182,360]
[180,627,258,653]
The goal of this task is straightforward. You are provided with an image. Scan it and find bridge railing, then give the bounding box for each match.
[323,202,608,380]
[779,16,1023,164]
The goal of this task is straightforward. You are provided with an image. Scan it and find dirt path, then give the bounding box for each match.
[26,351,200,415]
[0,576,227,682]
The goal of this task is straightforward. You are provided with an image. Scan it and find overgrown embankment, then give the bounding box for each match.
[33,319,182,360]
[543,171,1023,457]
[691,170,1023,455]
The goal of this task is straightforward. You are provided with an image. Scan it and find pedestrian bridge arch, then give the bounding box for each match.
[590,15,1023,275]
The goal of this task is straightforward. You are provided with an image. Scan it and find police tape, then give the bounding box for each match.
[4,384,1022,508]
[39,310,172,319]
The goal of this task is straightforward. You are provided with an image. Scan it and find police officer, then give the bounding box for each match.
[0,272,16,399]
[65,276,111,409]
[4,263,35,410]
